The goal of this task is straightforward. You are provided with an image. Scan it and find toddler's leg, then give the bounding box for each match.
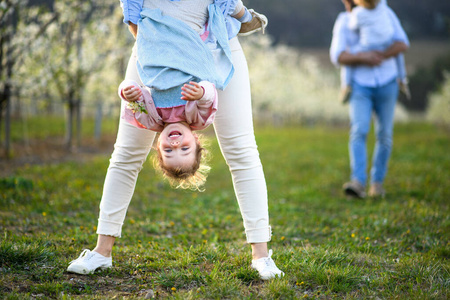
[340,66,352,103]
[396,53,410,100]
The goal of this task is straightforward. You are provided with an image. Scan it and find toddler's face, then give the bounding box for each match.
[158,123,198,169]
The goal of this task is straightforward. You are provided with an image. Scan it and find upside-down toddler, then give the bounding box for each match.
[119,78,217,190]
[119,1,267,190]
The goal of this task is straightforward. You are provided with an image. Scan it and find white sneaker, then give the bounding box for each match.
[67,249,112,274]
[251,249,284,280]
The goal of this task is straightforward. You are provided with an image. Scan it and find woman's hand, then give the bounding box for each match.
[122,85,142,102]
[338,50,384,66]
[357,51,384,66]
[181,82,204,101]
[128,22,138,39]
[381,41,409,59]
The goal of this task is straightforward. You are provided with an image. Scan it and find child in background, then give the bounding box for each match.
[341,0,410,102]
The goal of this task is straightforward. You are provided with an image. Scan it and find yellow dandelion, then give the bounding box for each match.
[171,287,176,292]
[93,226,97,231]
[42,212,47,217]
[365,237,370,241]
[351,233,355,238]
[281,236,285,241]
[169,221,175,226]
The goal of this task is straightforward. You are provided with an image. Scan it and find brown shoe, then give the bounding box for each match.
[343,180,366,199]
[368,182,385,198]
[238,9,268,36]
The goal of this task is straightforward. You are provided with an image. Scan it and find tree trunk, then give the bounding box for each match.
[5,96,11,158]
[76,99,81,148]
[1,81,12,158]
[94,102,102,141]
[65,101,74,150]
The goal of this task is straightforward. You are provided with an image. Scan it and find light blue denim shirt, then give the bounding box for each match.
[136,6,233,92]
[120,0,241,39]
[330,7,409,87]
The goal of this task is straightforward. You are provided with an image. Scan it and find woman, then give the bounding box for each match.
[67,0,283,280]
[330,0,409,198]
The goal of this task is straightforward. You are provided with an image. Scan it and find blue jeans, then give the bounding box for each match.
[348,79,399,185]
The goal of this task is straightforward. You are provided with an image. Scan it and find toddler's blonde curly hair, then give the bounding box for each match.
[153,134,211,191]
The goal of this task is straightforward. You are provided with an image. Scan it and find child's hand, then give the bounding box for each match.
[122,85,142,102]
[181,82,204,101]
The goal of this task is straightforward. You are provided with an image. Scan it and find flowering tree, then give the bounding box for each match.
[0,0,57,157]
[15,0,129,150]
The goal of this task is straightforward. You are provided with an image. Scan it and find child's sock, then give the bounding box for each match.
[238,8,253,23]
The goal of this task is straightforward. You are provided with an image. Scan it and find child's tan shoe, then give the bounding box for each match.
[238,9,268,36]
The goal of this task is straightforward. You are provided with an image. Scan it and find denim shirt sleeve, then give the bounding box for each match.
[120,0,144,25]
[329,12,350,67]
[214,0,242,39]
[386,7,410,46]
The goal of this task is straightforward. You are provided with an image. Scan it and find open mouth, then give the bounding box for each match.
[169,131,181,138]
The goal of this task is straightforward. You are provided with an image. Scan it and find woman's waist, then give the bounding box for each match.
[351,60,399,86]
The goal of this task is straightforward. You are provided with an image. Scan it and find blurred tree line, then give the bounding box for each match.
[28,0,450,47]
[1,0,449,157]
[245,0,450,47]
[1,0,129,156]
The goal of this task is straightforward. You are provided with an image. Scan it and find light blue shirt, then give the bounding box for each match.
[120,0,241,39]
[330,7,409,87]
[136,6,233,92]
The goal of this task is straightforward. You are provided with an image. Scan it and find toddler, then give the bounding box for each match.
[119,79,217,190]
[120,1,268,190]
[341,0,410,102]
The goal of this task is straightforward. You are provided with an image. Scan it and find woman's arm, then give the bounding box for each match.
[380,6,409,60]
[120,0,143,38]
[337,40,408,67]
[338,50,384,66]
[381,41,409,59]
[128,23,138,39]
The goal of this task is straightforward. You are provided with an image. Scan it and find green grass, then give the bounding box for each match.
[6,115,119,142]
[1,122,449,299]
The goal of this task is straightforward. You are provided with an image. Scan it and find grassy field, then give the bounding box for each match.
[1,122,449,299]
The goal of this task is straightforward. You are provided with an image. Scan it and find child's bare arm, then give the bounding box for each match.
[122,85,143,102]
[181,82,204,101]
